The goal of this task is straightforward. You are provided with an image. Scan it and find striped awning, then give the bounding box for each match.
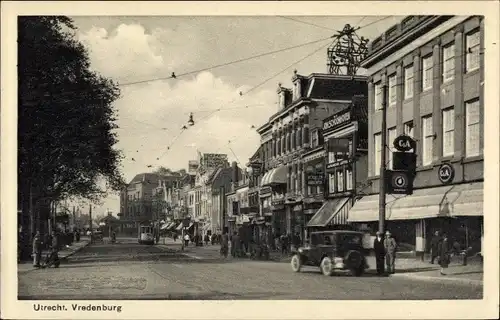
[348,182,483,222]
[307,197,350,227]
[260,166,287,187]
[176,223,184,230]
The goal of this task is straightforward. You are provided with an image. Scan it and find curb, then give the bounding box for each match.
[391,272,483,285]
[60,241,91,260]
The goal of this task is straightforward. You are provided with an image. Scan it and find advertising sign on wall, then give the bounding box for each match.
[202,153,228,170]
[307,173,324,186]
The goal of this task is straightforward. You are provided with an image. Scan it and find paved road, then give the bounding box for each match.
[18,239,482,300]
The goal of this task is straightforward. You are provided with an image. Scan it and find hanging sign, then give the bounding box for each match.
[438,163,455,184]
[386,170,413,195]
[393,135,416,152]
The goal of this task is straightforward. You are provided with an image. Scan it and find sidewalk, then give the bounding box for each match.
[18,238,91,273]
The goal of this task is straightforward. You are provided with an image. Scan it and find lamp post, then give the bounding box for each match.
[378,84,388,234]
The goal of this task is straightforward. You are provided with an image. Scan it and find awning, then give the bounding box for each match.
[160,222,172,230]
[260,166,287,187]
[348,182,483,222]
[306,197,350,227]
[176,223,184,230]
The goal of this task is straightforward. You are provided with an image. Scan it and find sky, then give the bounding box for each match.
[69,15,403,214]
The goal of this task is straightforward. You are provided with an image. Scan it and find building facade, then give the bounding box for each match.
[348,15,484,255]
[256,71,368,241]
[305,95,369,237]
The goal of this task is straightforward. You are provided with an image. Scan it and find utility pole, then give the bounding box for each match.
[378,84,388,234]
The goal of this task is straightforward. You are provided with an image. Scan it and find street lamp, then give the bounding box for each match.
[187,113,195,126]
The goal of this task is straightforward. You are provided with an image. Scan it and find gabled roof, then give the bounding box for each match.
[128,172,181,185]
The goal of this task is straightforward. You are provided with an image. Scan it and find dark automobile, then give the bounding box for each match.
[290,230,368,277]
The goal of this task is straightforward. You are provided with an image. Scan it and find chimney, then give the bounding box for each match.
[231,161,239,184]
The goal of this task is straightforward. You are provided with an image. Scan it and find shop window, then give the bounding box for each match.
[404,65,414,99]
[442,42,455,82]
[442,107,455,157]
[465,30,480,73]
[465,99,481,157]
[422,54,433,91]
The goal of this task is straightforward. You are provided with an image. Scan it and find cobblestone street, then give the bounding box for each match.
[18,238,483,300]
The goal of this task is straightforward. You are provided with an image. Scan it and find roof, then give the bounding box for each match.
[128,173,181,185]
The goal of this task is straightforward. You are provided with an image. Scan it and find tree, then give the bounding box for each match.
[18,16,125,206]
[153,166,173,176]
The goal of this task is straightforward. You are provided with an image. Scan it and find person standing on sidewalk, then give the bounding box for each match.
[439,233,451,275]
[32,230,43,268]
[373,231,385,275]
[183,233,190,247]
[384,231,397,274]
[430,231,442,264]
[44,230,60,268]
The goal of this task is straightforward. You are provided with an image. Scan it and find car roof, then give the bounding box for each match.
[311,230,362,235]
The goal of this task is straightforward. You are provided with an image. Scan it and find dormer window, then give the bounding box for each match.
[293,80,302,101]
[279,91,285,110]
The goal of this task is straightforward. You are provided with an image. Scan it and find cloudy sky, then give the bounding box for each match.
[70,15,403,214]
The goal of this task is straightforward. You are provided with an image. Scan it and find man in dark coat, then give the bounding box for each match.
[44,230,60,268]
[439,233,451,275]
[32,230,43,268]
[430,231,441,264]
[373,231,385,275]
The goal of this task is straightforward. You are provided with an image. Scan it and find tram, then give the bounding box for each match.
[138,221,157,245]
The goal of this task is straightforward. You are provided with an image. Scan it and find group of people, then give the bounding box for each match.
[274,233,302,255]
[373,230,398,275]
[32,230,60,268]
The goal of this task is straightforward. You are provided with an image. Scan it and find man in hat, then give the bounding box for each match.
[373,231,385,275]
[384,230,397,274]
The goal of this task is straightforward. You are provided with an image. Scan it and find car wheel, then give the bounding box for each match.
[320,256,334,276]
[291,254,302,272]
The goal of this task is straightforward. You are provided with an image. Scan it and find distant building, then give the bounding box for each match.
[348,15,484,255]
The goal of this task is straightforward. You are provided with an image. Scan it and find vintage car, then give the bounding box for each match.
[291,230,368,276]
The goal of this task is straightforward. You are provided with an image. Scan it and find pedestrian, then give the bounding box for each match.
[231,231,240,257]
[204,234,209,246]
[373,231,385,275]
[430,231,441,264]
[32,230,43,268]
[384,230,397,274]
[220,231,229,258]
[44,230,60,268]
[183,233,190,247]
[439,233,451,275]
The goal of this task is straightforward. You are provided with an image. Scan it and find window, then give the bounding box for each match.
[374,133,382,175]
[466,30,480,72]
[404,121,415,152]
[442,43,455,82]
[388,128,397,169]
[336,170,344,192]
[442,107,455,157]
[329,174,335,193]
[388,74,397,106]
[374,82,382,111]
[346,167,353,190]
[422,115,434,165]
[465,99,481,157]
[311,129,319,148]
[422,55,433,91]
[404,65,414,99]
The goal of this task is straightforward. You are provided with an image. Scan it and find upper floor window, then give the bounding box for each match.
[466,30,480,73]
[388,74,397,106]
[374,82,382,111]
[465,99,481,157]
[346,167,353,191]
[442,43,455,82]
[404,121,415,152]
[422,115,434,165]
[336,170,344,192]
[311,129,320,148]
[404,65,414,99]
[442,107,455,157]
[388,127,397,169]
[422,55,433,91]
[328,174,335,193]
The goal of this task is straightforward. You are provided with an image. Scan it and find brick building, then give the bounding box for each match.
[348,15,484,255]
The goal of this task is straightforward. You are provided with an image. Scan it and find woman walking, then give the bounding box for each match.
[439,233,451,275]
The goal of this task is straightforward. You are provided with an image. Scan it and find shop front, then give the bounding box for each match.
[348,182,484,255]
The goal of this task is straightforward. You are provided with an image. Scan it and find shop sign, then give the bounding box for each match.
[393,135,416,152]
[323,108,352,133]
[386,170,413,195]
[326,158,352,169]
[307,173,324,186]
[438,163,455,184]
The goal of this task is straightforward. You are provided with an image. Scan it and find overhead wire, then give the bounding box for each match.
[277,16,337,31]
